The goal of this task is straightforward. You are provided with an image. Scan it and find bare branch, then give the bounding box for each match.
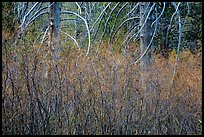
[109,2,129,43]
[75,2,82,14]
[61,31,81,50]
[97,2,120,51]
[171,2,182,85]
[61,10,91,57]
[20,2,39,29]
[111,16,140,43]
[90,2,112,32]
[165,2,181,47]
[41,25,50,44]
[151,2,166,27]
[27,5,49,25]
[26,11,49,27]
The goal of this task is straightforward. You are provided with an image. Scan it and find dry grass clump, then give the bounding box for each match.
[2,42,202,135]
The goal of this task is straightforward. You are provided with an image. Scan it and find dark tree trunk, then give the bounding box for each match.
[139,2,154,91]
[48,2,61,61]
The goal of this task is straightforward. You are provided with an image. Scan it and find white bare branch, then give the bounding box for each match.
[151,2,166,27]
[166,2,181,46]
[20,2,39,29]
[41,25,50,44]
[75,2,82,14]
[171,2,182,84]
[61,31,81,50]
[90,2,111,32]
[61,10,91,57]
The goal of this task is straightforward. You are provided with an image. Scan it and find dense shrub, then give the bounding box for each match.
[2,42,202,135]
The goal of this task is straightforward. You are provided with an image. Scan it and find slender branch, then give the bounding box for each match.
[41,25,50,44]
[126,25,140,46]
[97,2,120,51]
[27,5,49,25]
[75,2,82,14]
[60,18,76,21]
[117,23,139,47]
[124,3,140,18]
[20,2,39,29]
[171,2,182,85]
[151,2,165,27]
[61,10,90,57]
[61,31,81,50]
[119,3,155,47]
[26,11,49,27]
[90,2,112,32]
[26,3,55,27]
[111,16,140,42]
[165,2,181,47]
[112,3,150,46]
[109,2,129,43]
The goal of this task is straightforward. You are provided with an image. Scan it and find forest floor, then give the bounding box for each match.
[2,42,202,135]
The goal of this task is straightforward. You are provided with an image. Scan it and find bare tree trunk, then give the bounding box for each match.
[139,2,154,92]
[48,2,61,62]
[45,2,61,80]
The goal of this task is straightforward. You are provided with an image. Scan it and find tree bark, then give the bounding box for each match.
[45,2,61,80]
[48,2,61,61]
[139,2,154,92]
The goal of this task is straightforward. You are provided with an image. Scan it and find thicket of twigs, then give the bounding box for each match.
[2,41,202,135]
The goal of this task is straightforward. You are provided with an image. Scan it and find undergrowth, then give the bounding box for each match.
[2,42,202,135]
